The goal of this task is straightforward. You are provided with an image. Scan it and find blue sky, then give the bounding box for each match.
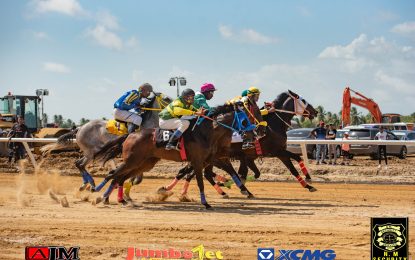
[1,0,414,122]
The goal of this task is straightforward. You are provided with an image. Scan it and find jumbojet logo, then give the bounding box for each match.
[371,217,408,259]
[25,246,80,260]
[126,244,223,260]
[276,249,336,260]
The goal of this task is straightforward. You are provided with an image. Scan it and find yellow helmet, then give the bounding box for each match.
[247,87,260,96]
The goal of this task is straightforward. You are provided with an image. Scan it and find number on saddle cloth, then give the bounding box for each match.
[106,119,128,135]
[154,129,175,147]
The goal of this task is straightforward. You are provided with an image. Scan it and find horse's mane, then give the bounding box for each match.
[209,104,235,117]
[272,92,289,109]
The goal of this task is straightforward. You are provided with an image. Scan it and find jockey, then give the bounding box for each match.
[193,83,216,110]
[159,88,203,150]
[113,83,153,133]
[241,86,276,116]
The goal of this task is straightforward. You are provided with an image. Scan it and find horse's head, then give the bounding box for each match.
[141,92,174,129]
[153,92,173,109]
[273,90,317,120]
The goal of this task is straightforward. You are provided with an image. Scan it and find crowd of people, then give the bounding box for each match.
[310,121,390,169]
[310,121,351,166]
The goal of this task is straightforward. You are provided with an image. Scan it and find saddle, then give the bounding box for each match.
[154,129,175,148]
[153,129,187,161]
[106,119,128,136]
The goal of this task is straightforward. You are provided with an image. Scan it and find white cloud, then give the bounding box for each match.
[43,62,71,73]
[84,11,139,51]
[96,10,119,30]
[219,25,233,39]
[391,21,415,37]
[317,34,414,73]
[374,70,414,94]
[85,25,123,51]
[31,0,86,16]
[219,25,278,44]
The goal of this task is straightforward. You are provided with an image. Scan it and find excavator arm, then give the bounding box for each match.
[342,87,383,126]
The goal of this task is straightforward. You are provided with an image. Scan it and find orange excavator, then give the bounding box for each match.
[341,87,401,127]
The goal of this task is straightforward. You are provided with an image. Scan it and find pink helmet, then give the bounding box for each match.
[200,83,216,93]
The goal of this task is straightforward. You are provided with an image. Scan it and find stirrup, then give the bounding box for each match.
[165,143,179,151]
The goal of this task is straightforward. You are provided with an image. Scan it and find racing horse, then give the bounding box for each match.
[93,104,257,209]
[235,90,318,191]
[41,93,172,197]
[160,90,318,198]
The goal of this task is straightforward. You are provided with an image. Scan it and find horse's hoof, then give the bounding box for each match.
[79,183,87,192]
[119,199,128,206]
[222,194,230,199]
[123,195,132,202]
[103,197,110,205]
[179,194,192,202]
[240,190,249,195]
[247,194,255,199]
[93,196,103,205]
[308,186,317,192]
[157,187,168,194]
[254,173,261,179]
[306,178,313,184]
[204,203,213,210]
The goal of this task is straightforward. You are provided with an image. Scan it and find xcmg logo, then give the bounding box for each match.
[276,249,336,260]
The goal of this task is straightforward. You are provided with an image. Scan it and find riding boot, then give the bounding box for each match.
[128,123,138,134]
[165,130,182,151]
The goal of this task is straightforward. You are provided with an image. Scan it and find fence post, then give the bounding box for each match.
[300,143,310,168]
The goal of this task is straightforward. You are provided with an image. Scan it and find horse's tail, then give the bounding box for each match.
[40,128,79,155]
[94,134,128,165]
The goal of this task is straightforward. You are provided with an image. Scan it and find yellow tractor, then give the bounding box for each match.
[0,92,70,156]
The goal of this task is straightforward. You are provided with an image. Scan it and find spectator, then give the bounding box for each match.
[311,121,328,165]
[7,115,31,163]
[326,124,337,165]
[375,126,388,170]
[341,132,351,165]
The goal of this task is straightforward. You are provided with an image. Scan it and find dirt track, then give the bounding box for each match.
[0,168,414,259]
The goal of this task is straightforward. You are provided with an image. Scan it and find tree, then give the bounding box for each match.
[79,118,90,126]
[53,114,64,127]
[316,105,326,122]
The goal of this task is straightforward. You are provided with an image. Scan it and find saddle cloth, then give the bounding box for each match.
[106,119,128,136]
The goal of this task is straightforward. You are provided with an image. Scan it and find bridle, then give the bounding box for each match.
[272,92,312,129]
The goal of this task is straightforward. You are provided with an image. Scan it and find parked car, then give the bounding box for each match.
[341,126,407,159]
[286,128,316,159]
[392,130,415,157]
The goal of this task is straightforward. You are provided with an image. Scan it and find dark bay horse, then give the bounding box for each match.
[161,90,318,197]
[234,90,318,191]
[158,98,267,200]
[93,104,256,209]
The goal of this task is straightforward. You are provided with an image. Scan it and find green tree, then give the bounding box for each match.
[53,114,64,127]
[79,118,90,126]
[316,105,326,122]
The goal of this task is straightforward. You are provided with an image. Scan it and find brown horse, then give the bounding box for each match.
[233,90,318,191]
[93,104,256,209]
[162,90,319,197]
